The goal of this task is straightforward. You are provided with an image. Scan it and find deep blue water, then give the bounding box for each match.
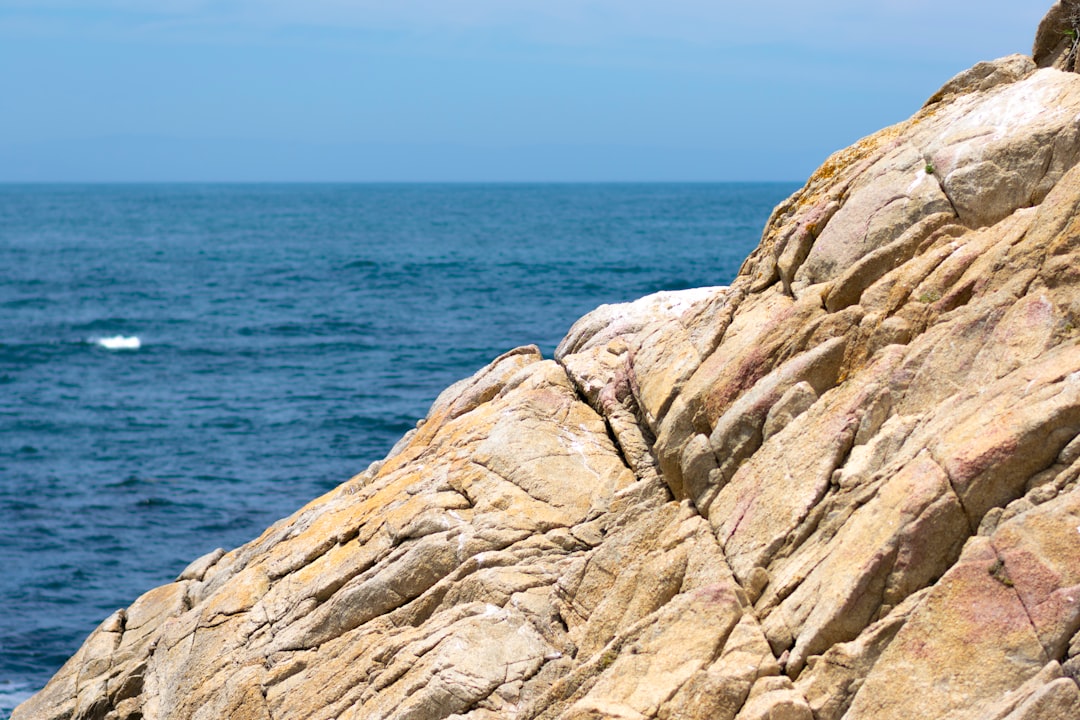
[0,182,796,715]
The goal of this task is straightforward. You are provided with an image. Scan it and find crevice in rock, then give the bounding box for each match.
[420,648,554,720]
[1016,265,1042,300]
[934,278,977,315]
[557,359,631,459]
[648,611,749,718]
[498,651,571,716]
[259,683,275,720]
[700,287,749,370]
[759,416,860,571]
[466,457,592,516]
[930,447,978,536]
[770,486,836,571]
[987,540,1055,666]
[918,148,963,226]
[756,548,830,615]
[516,606,681,720]
[1034,132,1062,208]
[263,530,359,584]
[203,605,260,629]
[553,355,664,490]
[794,586,931,720]
[1064,629,1080,688]
[385,531,573,632]
[303,547,385,606]
[937,415,1078,538]
[783,541,901,681]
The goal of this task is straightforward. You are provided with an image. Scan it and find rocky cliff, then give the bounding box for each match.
[16,5,1080,720]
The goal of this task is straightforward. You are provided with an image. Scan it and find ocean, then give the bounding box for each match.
[0,182,796,715]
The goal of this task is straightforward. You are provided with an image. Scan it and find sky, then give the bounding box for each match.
[0,1,1051,182]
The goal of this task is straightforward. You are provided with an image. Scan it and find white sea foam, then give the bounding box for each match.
[96,335,141,351]
[0,680,35,714]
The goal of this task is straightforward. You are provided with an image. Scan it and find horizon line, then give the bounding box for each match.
[0,179,805,185]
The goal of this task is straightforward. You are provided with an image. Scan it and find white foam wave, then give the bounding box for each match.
[0,681,35,713]
[95,335,141,351]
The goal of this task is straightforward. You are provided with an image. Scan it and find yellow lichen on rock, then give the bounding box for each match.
[15,4,1080,720]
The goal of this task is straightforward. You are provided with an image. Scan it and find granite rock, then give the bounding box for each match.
[16,4,1080,720]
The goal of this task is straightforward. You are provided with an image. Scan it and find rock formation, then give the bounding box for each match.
[1035,0,1080,71]
[16,5,1080,720]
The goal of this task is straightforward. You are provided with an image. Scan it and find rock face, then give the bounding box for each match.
[1035,0,1080,71]
[17,7,1080,720]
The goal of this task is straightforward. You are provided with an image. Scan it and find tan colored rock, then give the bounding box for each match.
[793,588,930,720]
[926,55,1037,105]
[843,486,1080,720]
[17,5,1080,720]
[731,676,811,720]
[794,142,955,287]
[1034,1,1080,70]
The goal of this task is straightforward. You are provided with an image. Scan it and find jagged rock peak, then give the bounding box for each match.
[1035,0,1080,70]
[15,3,1080,720]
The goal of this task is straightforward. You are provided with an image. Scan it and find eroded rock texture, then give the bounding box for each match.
[17,8,1080,720]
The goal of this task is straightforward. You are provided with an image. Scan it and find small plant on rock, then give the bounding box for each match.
[988,558,1014,588]
[1066,1,1080,70]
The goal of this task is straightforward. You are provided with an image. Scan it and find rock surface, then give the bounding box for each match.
[16,6,1080,720]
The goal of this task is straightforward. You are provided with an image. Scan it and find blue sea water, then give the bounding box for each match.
[0,182,796,716]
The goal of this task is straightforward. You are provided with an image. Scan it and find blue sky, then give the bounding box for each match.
[0,1,1049,181]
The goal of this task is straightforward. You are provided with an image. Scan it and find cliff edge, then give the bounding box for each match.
[17,4,1080,719]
